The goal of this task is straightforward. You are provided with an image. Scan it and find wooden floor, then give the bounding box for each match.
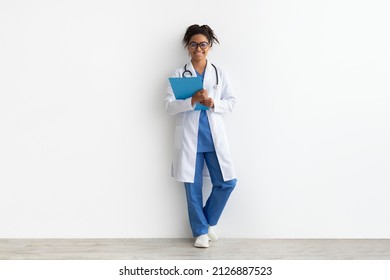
[1,239,390,260]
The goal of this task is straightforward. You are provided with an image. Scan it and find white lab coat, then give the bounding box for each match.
[165,60,237,183]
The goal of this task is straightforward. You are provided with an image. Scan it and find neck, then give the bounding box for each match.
[191,59,207,72]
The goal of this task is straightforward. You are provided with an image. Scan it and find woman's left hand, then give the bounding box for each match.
[200,98,214,108]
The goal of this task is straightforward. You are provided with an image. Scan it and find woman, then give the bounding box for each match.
[165,24,237,248]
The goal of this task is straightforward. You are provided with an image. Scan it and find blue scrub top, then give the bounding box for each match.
[196,69,215,152]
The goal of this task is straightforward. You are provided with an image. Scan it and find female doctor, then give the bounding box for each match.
[165,24,237,248]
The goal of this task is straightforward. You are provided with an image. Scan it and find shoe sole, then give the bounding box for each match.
[194,244,209,248]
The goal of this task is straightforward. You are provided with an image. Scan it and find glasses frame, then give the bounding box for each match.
[188,41,210,50]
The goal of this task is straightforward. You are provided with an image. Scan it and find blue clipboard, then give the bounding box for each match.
[168,77,209,110]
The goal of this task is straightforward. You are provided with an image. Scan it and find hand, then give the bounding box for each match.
[200,97,214,108]
[191,89,208,106]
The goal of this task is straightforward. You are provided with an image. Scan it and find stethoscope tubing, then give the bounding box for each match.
[182,63,219,87]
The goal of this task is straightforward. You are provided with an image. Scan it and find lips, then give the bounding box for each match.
[194,51,205,56]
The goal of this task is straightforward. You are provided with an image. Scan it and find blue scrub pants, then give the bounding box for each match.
[184,152,237,237]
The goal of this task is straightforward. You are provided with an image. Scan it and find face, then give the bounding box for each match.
[187,34,210,62]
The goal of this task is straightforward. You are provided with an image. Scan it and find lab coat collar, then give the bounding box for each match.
[186,60,214,76]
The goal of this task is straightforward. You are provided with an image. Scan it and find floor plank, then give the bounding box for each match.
[1,239,390,260]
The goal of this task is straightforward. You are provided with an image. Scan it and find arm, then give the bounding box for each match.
[164,70,195,115]
[164,71,209,115]
[164,89,194,115]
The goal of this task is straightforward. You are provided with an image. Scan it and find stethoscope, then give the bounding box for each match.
[182,63,219,88]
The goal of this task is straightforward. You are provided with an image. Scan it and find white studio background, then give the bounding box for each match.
[0,0,389,238]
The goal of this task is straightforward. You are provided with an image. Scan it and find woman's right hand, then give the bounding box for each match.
[191,89,208,106]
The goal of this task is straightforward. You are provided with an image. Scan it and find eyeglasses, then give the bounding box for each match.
[188,41,210,50]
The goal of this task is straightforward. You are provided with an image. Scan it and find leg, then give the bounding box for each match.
[203,152,237,226]
[184,153,209,237]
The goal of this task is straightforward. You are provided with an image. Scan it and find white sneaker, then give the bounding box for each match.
[208,225,218,242]
[194,234,209,248]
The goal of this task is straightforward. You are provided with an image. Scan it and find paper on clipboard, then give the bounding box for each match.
[168,77,209,111]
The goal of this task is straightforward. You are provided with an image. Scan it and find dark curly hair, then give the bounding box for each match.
[182,24,220,47]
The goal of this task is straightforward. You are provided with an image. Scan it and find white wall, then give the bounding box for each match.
[1,0,390,238]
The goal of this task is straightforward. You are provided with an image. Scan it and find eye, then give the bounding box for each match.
[200,42,209,49]
[189,42,198,49]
